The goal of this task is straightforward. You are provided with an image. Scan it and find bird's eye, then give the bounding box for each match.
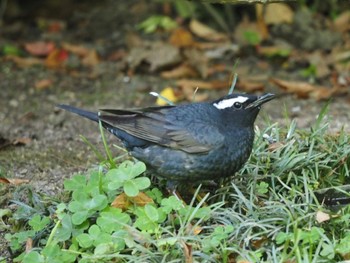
[233,102,242,109]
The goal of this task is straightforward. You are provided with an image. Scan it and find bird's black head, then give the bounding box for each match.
[212,93,275,127]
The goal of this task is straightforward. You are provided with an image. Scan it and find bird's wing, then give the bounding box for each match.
[99,106,224,154]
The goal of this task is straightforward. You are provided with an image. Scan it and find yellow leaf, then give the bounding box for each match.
[156,87,178,106]
[192,225,202,235]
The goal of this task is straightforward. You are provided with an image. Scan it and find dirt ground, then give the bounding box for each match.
[1,0,350,260]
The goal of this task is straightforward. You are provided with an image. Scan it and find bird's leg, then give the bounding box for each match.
[166,180,185,207]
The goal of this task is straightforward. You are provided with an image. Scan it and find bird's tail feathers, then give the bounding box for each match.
[57,104,99,122]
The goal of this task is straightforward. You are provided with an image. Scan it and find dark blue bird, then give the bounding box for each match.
[57,93,274,189]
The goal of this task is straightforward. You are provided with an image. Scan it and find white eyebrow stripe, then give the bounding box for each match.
[213,96,249,109]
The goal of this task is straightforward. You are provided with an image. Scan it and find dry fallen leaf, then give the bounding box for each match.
[264,3,294,25]
[35,79,53,90]
[0,178,30,185]
[45,49,69,68]
[236,79,265,92]
[127,42,182,72]
[181,241,193,263]
[61,42,90,57]
[189,19,228,42]
[111,192,153,210]
[169,27,195,47]
[5,55,44,67]
[271,78,348,101]
[251,236,268,249]
[178,86,207,102]
[268,142,285,152]
[315,210,331,223]
[176,79,228,90]
[161,63,198,79]
[108,49,128,61]
[112,193,130,210]
[270,78,316,99]
[207,63,228,76]
[81,50,100,66]
[132,192,154,206]
[24,41,56,57]
[333,11,350,33]
[183,48,209,78]
[12,137,32,146]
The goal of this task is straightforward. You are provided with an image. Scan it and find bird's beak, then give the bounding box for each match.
[245,93,275,109]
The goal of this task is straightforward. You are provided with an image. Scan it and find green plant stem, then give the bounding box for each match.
[99,120,115,168]
[46,219,61,247]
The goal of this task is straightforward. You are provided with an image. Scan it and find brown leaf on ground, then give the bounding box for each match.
[132,192,154,206]
[181,241,193,263]
[5,55,44,67]
[112,193,130,210]
[0,178,30,185]
[176,79,228,90]
[81,50,100,66]
[125,31,144,48]
[12,137,32,146]
[271,78,348,101]
[270,78,316,98]
[24,41,56,57]
[268,142,285,152]
[181,86,208,102]
[108,49,128,61]
[251,236,268,249]
[45,49,69,68]
[189,19,228,42]
[309,86,347,101]
[35,79,53,90]
[207,63,229,76]
[169,27,195,48]
[264,3,294,25]
[193,41,231,50]
[161,63,198,79]
[61,42,90,57]
[333,11,350,33]
[236,79,265,92]
[183,48,209,78]
[127,42,182,72]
